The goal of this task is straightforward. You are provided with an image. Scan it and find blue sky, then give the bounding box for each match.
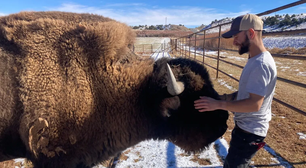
[1,0,306,28]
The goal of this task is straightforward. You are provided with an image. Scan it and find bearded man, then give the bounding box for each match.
[194,14,277,168]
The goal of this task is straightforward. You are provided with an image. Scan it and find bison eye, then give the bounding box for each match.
[160,96,180,117]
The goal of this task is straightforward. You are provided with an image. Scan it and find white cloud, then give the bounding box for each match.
[103,3,146,8]
[46,3,250,27]
[0,12,6,16]
[297,6,306,11]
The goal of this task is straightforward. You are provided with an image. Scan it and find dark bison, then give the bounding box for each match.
[0,11,228,167]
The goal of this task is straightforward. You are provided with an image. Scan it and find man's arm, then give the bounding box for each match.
[194,93,264,113]
[219,91,238,101]
[220,93,264,112]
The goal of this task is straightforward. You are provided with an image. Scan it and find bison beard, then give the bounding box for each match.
[0,11,228,167]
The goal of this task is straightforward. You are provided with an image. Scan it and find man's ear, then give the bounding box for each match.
[247,28,256,39]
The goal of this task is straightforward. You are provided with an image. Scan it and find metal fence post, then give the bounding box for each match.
[216,25,221,79]
[203,31,206,64]
[183,38,185,57]
[194,34,197,60]
[185,37,187,57]
[189,36,191,58]
[179,38,182,56]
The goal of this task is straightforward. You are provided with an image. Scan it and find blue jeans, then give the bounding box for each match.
[223,126,265,168]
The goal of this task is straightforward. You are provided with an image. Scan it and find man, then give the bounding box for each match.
[194,14,277,168]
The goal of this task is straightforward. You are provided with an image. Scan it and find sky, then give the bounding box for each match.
[1,0,306,28]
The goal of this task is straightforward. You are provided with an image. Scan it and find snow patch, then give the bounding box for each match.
[226,56,247,62]
[263,36,306,49]
[297,72,306,76]
[217,79,237,91]
[297,132,306,140]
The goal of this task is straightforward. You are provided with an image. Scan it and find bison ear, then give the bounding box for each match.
[160,96,180,117]
[166,64,185,96]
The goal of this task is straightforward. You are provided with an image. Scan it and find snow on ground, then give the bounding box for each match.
[297,133,306,140]
[92,137,230,168]
[225,56,247,62]
[151,51,171,60]
[263,36,306,49]
[217,79,237,91]
[14,158,25,167]
[111,139,226,168]
[297,72,306,76]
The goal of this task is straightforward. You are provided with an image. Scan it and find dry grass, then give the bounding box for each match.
[190,155,211,165]
[0,159,33,168]
[182,32,235,51]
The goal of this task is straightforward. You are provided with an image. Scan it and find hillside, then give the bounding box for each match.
[131,24,190,31]
[200,13,306,34]
[132,13,306,36]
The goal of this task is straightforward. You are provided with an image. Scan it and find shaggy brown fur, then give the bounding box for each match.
[0,11,228,168]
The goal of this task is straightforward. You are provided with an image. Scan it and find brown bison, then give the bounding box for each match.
[0,11,228,167]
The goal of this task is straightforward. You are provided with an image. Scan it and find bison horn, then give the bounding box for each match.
[166,63,185,96]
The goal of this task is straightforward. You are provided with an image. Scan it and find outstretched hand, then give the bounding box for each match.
[194,96,221,112]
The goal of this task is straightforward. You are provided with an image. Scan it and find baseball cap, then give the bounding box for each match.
[222,14,263,38]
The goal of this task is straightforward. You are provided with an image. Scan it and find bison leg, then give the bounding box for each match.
[0,130,26,162]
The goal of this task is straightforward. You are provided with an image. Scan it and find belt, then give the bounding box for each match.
[235,125,252,134]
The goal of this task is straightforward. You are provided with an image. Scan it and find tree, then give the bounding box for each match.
[279,14,292,27]
[291,18,299,27]
[148,25,157,30]
[156,25,163,30]
[264,16,279,26]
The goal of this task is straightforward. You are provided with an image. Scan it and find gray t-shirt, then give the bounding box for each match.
[234,51,277,137]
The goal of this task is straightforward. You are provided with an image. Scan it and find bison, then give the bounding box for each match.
[0,11,228,167]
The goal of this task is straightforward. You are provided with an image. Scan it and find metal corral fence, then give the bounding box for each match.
[133,41,171,57]
[170,0,306,117]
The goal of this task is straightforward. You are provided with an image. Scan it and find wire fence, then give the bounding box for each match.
[170,0,306,117]
[133,41,171,57]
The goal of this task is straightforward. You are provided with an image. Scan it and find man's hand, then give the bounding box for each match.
[194,96,223,112]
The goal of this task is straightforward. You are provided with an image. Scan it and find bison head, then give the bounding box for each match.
[145,57,228,153]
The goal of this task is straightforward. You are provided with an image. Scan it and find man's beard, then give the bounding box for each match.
[238,35,250,55]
